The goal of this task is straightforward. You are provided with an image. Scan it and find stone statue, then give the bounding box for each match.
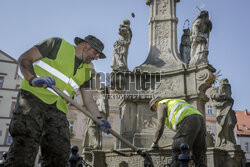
[209,78,237,148]
[82,87,109,151]
[146,0,153,5]
[189,10,212,65]
[179,28,191,64]
[206,131,215,147]
[111,19,132,71]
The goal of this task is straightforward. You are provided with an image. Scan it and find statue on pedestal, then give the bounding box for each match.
[180,28,191,64]
[111,19,132,72]
[190,10,212,65]
[209,78,237,149]
[82,87,109,151]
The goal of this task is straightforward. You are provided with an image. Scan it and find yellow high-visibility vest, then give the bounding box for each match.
[158,99,203,131]
[20,39,91,113]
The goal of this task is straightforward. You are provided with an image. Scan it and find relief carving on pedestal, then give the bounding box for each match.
[154,78,181,97]
[138,105,157,130]
[106,156,141,167]
[157,0,169,15]
[142,112,157,129]
[152,155,170,167]
[155,22,169,52]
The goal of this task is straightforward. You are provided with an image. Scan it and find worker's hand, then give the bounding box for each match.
[150,142,159,150]
[31,76,55,87]
[97,117,111,134]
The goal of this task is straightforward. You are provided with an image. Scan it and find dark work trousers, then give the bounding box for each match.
[171,114,207,167]
[5,89,70,167]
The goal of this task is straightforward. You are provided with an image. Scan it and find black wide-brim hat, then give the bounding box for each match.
[74,35,106,59]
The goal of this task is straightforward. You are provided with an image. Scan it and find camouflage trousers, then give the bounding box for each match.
[5,89,70,167]
[171,114,207,167]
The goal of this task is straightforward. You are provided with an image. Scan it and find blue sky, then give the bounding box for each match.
[0,0,249,111]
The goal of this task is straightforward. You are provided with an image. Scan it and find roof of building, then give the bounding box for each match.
[0,50,18,63]
[235,110,250,135]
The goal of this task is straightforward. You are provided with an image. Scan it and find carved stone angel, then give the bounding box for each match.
[111,19,132,71]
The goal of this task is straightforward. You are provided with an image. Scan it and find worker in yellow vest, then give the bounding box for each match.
[149,97,207,167]
[5,35,111,167]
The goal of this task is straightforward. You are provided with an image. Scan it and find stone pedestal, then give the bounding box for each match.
[206,147,246,167]
[114,64,215,148]
[82,147,246,167]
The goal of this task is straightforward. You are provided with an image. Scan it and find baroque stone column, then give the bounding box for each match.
[137,0,183,72]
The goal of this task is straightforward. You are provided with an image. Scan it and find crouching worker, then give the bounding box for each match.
[149,98,207,167]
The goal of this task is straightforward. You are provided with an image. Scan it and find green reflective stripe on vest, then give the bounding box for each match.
[158,99,203,131]
[20,39,91,114]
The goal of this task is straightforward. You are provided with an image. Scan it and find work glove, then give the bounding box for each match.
[31,76,55,87]
[97,117,111,134]
[150,142,159,150]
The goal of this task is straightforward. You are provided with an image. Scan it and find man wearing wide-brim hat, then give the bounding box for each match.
[149,97,206,167]
[5,35,111,167]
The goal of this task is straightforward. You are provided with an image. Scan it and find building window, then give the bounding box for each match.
[0,77,4,88]
[245,142,249,152]
[6,135,12,145]
[5,131,12,145]
[207,105,214,114]
[243,124,249,130]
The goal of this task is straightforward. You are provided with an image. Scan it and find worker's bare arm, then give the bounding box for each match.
[153,104,167,144]
[18,46,43,81]
[80,88,102,118]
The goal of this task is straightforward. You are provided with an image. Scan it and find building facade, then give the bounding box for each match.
[0,50,22,158]
[205,102,217,142]
[235,110,250,163]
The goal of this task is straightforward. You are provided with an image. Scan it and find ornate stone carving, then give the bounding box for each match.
[111,19,132,72]
[209,78,238,149]
[82,87,109,151]
[190,10,212,66]
[82,118,100,150]
[137,0,183,72]
[154,77,181,97]
[140,107,157,129]
[157,0,169,15]
[196,69,214,94]
[104,148,246,167]
[155,22,169,55]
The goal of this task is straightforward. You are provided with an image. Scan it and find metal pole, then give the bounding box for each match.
[51,85,139,152]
